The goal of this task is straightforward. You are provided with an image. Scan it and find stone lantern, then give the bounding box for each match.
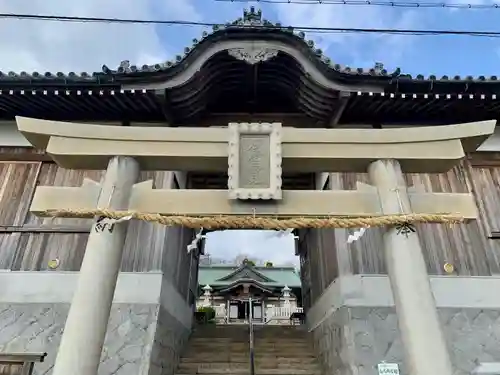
[282,285,291,306]
[202,284,212,307]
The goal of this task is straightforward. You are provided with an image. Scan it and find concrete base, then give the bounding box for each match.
[0,272,192,375]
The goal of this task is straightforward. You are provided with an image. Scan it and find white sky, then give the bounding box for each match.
[204,230,298,266]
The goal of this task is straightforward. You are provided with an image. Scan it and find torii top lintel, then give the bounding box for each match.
[15,116,496,174]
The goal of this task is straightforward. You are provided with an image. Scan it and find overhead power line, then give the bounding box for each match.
[215,0,500,9]
[1,13,500,38]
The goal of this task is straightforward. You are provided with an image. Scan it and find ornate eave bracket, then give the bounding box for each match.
[228,122,283,200]
[227,47,279,65]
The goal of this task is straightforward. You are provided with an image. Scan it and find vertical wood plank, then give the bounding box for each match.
[0,162,41,226]
[121,171,175,272]
[11,233,89,271]
[0,233,22,269]
[344,163,500,276]
[301,161,500,290]
[24,163,104,227]
[344,172,386,274]
[3,154,500,279]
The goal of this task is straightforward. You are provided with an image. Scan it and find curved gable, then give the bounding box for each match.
[100,7,397,93]
[217,264,275,283]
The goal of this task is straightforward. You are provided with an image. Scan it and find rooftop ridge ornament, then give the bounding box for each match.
[243,6,263,25]
[118,60,131,74]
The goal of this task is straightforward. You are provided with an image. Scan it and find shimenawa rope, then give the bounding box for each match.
[43,209,464,230]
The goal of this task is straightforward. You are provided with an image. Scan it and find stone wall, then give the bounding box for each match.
[148,275,193,375]
[0,303,158,375]
[148,306,191,375]
[313,306,500,375]
[312,308,352,375]
[308,276,500,375]
[0,272,193,375]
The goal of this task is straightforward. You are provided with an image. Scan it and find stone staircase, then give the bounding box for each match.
[175,325,322,375]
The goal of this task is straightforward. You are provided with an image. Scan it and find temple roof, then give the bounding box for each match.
[1,7,498,85]
[198,264,301,288]
[0,7,499,125]
[0,7,400,85]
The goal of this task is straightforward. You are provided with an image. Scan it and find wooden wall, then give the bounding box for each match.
[299,155,500,309]
[0,151,197,300]
[2,148,500,309]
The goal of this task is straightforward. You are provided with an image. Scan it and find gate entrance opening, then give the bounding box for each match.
[201,228,300,325]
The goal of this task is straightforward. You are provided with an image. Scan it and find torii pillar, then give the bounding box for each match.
[53,156,140,375]
[368,159,453,375]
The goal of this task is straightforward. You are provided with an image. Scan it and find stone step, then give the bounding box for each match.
[183,350,317,357]
[180,369,320,375]
[189,340,249,345]
[254,337,310,342]
[258,362,317,368]
[254,327,307,332]
[190,337,249,341]
[176,368,321,375]
[182,353,317,361]
[188,340,310,346]
[178,362,320,371]
[193,326,249,332]
[189,342,311,348]
[254,332,307,335]
[192,337,310,343]
[179,326,319,375]
[191,335,310,342]
[253,335,310,340]
[255,342,312,347]
[181,356,318,364]
[181,357,249,363]
[189,338,310,344]
[184,346,315,354]
[194,326,306,334]
[192,328,250,332]
[192,333,308,340]
[183,351,316,358]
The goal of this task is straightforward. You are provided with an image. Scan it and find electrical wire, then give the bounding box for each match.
[1,13,500,38]
[215,0,500,9]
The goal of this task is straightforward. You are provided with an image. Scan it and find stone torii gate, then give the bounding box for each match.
[16,117,495,375]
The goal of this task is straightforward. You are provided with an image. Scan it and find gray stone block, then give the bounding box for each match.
[148,305,190,375]
[0,303,165,375]
[311,307,500,375]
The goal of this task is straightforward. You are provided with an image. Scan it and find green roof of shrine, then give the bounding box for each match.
[198,264,301,288]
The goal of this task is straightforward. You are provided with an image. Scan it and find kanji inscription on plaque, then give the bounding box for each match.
[228,122,282,200]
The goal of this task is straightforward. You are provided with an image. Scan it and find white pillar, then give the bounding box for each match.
[368,159,452,375]
[52,156,140,375]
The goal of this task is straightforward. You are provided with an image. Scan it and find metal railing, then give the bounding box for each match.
[248,297,255,375]
[0,352,47,375]
[211,303,304,325]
